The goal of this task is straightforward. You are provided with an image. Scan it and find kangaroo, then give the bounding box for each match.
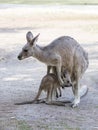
[15,73,72,106]
[15,69,88,106]
[18,31,89,107]
[47,66,73,87]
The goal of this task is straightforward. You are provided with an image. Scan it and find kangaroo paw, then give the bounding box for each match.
[71,99,80,108]
[71,103,79,108]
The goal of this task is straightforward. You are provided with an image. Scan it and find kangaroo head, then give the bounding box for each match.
[18,31,40,60]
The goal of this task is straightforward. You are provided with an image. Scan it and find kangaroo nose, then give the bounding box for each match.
[67,81,73,87]
[18,55,21,60]
[67,81,70,84]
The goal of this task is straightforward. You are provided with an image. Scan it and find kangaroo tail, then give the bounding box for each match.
[15,100,34,105]
[79,85,88,99]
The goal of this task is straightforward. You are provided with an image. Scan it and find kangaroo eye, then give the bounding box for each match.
[24,49,28,52]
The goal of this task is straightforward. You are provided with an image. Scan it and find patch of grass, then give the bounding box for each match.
[0,118,81,130]
[31,119,81,130]
[17,120,32,130]
[0,0,98,5]
[0,119,32,130]
[62,124,80,130]
[58,120,81,130]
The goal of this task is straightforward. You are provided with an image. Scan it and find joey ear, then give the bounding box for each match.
[30,33,40,46]
[26,31,33,43]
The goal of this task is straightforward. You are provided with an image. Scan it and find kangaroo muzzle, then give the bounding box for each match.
[17,55,22,60]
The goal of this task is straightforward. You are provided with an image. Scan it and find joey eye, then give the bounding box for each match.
[24,49,28,52]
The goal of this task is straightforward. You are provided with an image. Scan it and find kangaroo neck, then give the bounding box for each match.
[33,45,45,62]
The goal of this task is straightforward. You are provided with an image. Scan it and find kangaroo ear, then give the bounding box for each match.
[26,31,33,43]
[30,33,40,46]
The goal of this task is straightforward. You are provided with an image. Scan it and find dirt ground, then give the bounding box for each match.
[0,4,98,130]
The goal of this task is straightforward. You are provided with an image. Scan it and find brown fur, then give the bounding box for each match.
[15,72,72,105]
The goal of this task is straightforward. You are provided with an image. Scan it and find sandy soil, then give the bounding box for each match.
[0,4,98,130]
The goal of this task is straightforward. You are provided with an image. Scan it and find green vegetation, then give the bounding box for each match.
[59,122,80,130]
[0,119,32,130]
[18,120,32,130]
[0,0,98,5]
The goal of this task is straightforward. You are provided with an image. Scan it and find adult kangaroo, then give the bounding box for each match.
[18,31,89,107]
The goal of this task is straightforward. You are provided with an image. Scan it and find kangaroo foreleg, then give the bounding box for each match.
[56,64,64,86]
